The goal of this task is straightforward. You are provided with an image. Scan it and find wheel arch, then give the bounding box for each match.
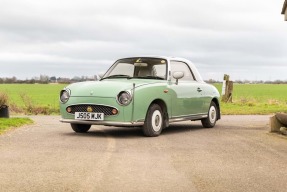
[148,99,169,128]
[211,97,221,120]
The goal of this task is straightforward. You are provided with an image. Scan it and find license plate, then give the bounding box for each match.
[75,112,104,120]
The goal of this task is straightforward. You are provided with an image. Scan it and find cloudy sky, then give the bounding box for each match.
[0,0,286,81]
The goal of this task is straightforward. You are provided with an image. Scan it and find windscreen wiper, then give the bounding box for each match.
[135,76,165,80]
[100,75,131,81]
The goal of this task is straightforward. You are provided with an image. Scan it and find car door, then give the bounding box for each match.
[169,60,205,117]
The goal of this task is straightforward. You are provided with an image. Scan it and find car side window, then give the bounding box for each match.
[170,61,195,81]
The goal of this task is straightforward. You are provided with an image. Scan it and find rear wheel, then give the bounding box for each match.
[71,124,91,133]
[143,104,164,137]
[201,101,218,128]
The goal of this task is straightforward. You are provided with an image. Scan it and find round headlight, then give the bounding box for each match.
[60,89,70,103]
[117,91,132,106]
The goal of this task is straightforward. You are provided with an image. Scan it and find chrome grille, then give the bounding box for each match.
[67,104,116,116]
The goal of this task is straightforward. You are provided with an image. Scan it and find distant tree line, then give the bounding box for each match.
[205,79,287,84]
[0,76,286,84]
[0,75,98,84]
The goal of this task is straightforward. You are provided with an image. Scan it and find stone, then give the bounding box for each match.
[275,113,287,126]
[279,127,287,135]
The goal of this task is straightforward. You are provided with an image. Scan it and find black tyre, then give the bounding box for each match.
[143,104,164,137]
[201,101,218,128]
[71,124,91,133]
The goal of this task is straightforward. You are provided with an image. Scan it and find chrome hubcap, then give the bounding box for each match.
[209,106,216,124]
[152,110,162,132]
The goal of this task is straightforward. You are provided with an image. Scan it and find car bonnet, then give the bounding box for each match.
[66,79,162,97]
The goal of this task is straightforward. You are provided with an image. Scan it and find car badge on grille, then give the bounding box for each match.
[87,106,93,112]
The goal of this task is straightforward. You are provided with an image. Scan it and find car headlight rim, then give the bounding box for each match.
[117,91,132,106]
[60,89,70,103]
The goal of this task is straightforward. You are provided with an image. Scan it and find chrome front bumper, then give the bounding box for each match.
[60,119,144,127]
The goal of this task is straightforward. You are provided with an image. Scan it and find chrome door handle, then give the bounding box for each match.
[197,87,202,92]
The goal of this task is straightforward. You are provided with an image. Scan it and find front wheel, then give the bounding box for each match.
[201,101,218,128]
[142,104,164,137]
[71,124,91,133]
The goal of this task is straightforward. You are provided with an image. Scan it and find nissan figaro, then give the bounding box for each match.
[60,56,220,137]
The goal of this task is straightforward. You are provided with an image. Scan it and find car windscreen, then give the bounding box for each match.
[102,58,167,80]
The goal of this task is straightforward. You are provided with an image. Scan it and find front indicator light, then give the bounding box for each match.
[112,109,118,115]
[66,107,72,113]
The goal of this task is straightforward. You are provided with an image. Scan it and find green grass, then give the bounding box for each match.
[213,83,287,115]
[0,83,286,115]
[0,84,66,107]
[0,84,67,114]
[0,118,34,134]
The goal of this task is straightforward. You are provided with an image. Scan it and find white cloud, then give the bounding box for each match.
[0,0,286,80]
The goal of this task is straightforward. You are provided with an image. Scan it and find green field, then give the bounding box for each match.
[213,83,287,114]
[0,84,66,114]
[0,83,286,115]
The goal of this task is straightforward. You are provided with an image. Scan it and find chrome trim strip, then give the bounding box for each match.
[169,114,207,123]
[60,119,144,127]
[61,114,207,127]
[131,83,135,123]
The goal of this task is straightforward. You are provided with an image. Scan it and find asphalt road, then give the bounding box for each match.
[0,115,287,192]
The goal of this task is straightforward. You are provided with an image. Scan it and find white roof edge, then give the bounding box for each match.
[119,55,191,61]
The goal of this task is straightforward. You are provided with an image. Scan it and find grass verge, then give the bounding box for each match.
[0,118,34,135]
[221,102,287,115]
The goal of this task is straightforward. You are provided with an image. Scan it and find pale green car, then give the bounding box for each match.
[60,56,220,137]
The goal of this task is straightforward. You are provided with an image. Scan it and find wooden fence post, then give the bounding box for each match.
[221,74,233,103]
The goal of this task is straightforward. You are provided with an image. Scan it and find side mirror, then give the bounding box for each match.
[173,71,184,85]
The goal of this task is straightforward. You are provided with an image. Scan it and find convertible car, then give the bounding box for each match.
[60,56,220,137]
